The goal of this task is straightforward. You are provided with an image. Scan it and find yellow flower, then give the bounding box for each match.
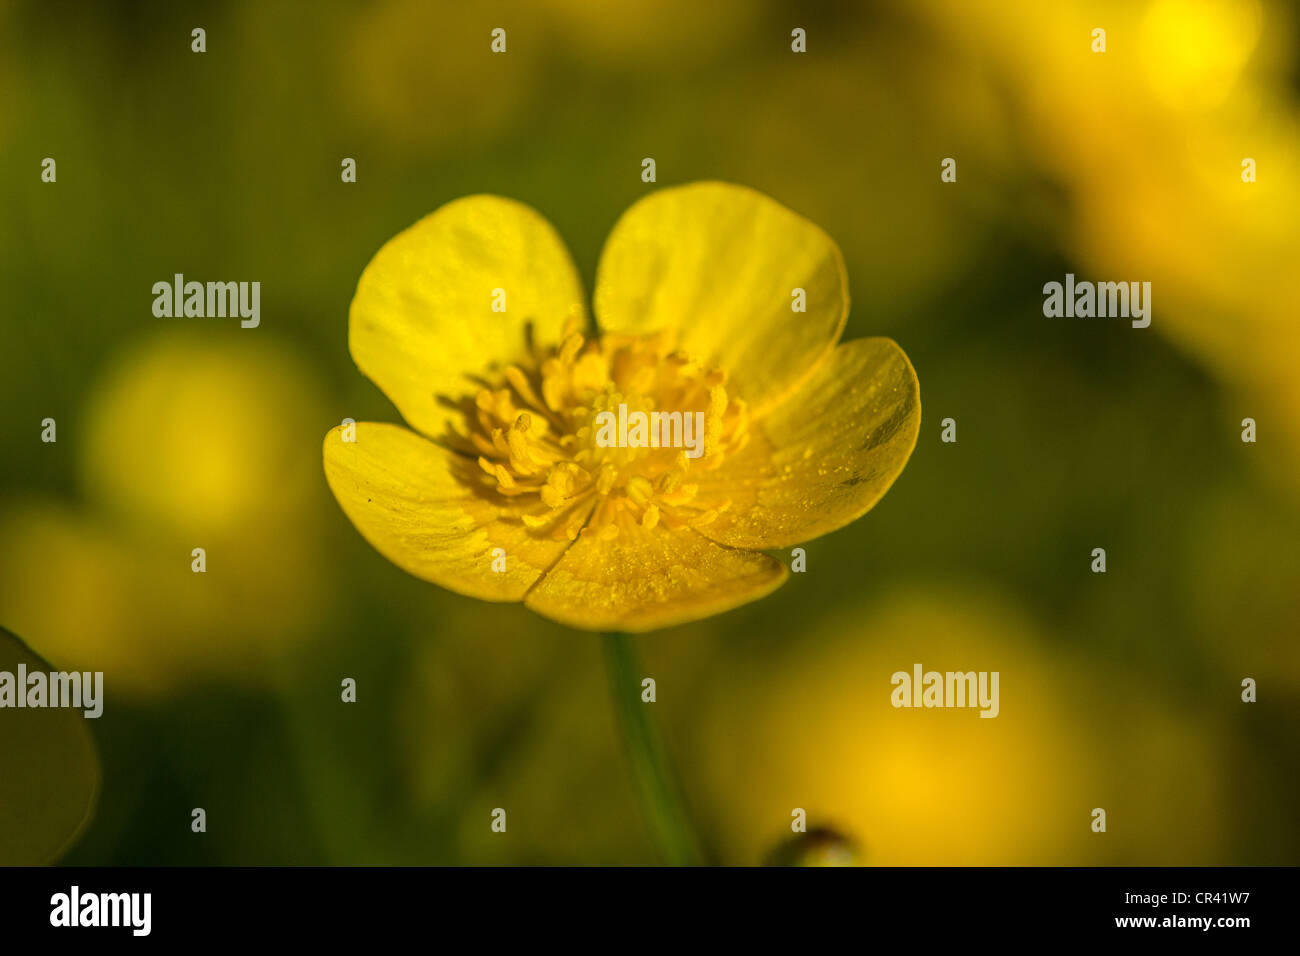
[323,182,919,632]
[0,333,335,694]
[695,591,1226,865]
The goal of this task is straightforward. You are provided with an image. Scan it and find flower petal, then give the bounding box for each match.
[349,195,587,442]
[696,337,920,549]
[0,626,100,864]
[323,422,583,601]
[592,181,848,413]
[524,524,787,632]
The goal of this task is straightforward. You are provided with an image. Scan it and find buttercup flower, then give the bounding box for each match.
[323,182,919,632]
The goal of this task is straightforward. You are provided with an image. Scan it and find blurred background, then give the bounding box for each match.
[1,0,1297,864]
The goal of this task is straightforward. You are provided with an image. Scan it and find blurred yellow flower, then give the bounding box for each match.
[324,182,920,632]
[909,0,1300,474]
[695,591,1227,865]
[0,333,335,694]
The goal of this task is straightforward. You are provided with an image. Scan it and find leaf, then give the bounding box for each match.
[0,626,100,864]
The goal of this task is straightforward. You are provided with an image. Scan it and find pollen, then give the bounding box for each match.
[463,319,748,540]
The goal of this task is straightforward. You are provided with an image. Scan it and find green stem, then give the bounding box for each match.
[602,632,705,866]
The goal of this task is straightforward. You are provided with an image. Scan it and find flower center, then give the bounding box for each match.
[463,320,749,541]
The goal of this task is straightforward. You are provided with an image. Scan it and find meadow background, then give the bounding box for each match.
[1,0,1297,864]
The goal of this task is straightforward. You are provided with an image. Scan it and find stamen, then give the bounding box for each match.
[460,331,749,540]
